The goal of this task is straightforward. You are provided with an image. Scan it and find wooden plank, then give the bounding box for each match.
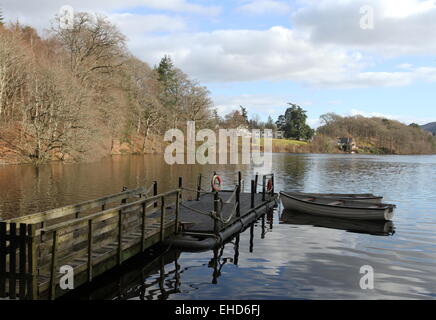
[27,224,37,300]
[87,220,93,282]
[117,210,123,265]
[19,224,27,300]
[9,223,17,299]
[141,202,147,252]
[49,230,58,300]
[7,186,148,225]
[0,222,6,298]
[36,223,176,299]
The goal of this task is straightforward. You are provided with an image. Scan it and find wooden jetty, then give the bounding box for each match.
[0,172,277,300]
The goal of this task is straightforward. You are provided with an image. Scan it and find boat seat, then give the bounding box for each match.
[328,201,344,206]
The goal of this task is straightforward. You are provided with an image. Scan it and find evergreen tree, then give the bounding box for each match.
[276,103,314,140]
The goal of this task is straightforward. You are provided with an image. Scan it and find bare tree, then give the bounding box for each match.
[51,12,127,82]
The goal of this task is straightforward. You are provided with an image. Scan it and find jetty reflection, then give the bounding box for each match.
[280,210,395,236]
[59,212,272,300]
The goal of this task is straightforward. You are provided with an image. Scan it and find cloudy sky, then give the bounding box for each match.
[2,0,436,126]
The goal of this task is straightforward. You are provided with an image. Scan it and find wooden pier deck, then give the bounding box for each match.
[0,173,277,300]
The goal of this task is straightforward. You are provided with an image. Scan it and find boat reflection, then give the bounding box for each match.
[280,209,395,236]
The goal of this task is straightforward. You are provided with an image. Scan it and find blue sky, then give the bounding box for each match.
[3,0,436,127]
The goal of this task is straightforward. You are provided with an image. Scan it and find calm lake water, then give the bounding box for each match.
[1,153,436,299]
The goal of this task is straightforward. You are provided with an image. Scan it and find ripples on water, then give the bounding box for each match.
[2,154,436,299]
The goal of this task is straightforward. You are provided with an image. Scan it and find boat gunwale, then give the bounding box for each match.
[287,192,384,201]
[279,192,394,211]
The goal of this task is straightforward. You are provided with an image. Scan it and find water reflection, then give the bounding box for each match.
[280,209,395,236]
[62,213,272,300]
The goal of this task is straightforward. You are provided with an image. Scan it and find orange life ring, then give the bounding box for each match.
[266,179,273,193]
[211,175,222,192]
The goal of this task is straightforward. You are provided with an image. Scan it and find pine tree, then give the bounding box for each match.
[0,8,4,26]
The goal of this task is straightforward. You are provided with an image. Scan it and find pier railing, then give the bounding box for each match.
[179,172,275,237]
[0,185,181,300]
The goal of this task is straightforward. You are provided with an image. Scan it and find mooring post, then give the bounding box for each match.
[121,186,128,204]
[197,174,202,201]
[213,192,220,235]
[251,180,255,209]
[153,181,158,208]
[262,175,266,201]
[212,171,217,192]
[254,173,259,193]
[238,171,242,187]
[236,184,241,218]
[160,196,166,241]
[178,177,183,200]
[271,174,275,195]
[175,190,180,234]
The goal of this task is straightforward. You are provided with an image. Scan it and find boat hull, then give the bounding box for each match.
[283,192,383,204]
[280,192,395,221]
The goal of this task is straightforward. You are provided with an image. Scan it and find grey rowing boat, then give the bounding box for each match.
[280,192,395,221]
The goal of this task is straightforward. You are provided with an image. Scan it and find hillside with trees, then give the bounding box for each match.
[312,114,436,154]
[0,12,216,164]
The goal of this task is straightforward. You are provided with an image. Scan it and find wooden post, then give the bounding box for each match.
[175,190,180,234]
[27,224,37,300]
[0,222,6,298]
[254,173,259,193]
[121,187,128,204]
[213,192,219,235]
[197,174,202,201]
[236,185,241,218]
[160,196,166,241]
[141,202,147,252]
[19,224,27,299]
[153,181,158,208]
[9,223,16,299]
[49,230,58,300]
[211,171,217,192]
[87,219,93,282]
[262,175,266,201]
[238,171,242,187]
[271,174,275,195]
[178,177,183,201]
[251,180,255,209]
[117,210,123,265]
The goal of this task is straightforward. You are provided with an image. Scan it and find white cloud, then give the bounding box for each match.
[1,0,220,33]
[132,26,364,84]
[293,0,436,56]
[237,0,292,15]
[109,13,186,34]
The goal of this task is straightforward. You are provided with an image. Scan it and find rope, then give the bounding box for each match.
[223,187,238,204]
[144,184,156,196]
[180,202,215,218]
[181,186,215,195]
[218,201,238,224]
